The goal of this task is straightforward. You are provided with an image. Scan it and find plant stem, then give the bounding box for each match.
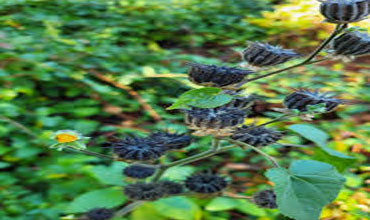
[211,138,221,151]
[246,24,346,83]
[115,201,143,217]
[228,139,280,168]
[0,115,38,138]
[65,147,115,160]
[253,113,293,129]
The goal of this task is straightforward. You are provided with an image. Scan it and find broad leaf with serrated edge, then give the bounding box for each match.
[266,160,345,220]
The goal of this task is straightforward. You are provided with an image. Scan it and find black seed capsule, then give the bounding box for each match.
[319,0,369,23]
[242,42,300,68]
[185,174,227,193]
[124,183,164,201]
[111,137,166,161]
[232,125,283,147]
[184,107,246,137]
[86,208,113,220]
[284,89,341,112]
[253,190,278,209]
[332,31,370,56]
[187,63,254,89]
[217,90,256,110]
[158,181,184,195]
[123,164,156,179]
[149,132,191,150]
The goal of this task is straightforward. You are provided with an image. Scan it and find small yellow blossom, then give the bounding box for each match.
[55,133,79,143]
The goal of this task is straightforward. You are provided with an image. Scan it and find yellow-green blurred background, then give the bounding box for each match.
[0,0,369,219]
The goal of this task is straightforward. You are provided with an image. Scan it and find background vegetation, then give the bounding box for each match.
[0,0,369,219]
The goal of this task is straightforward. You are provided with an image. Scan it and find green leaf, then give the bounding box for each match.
[131,203,163,220]
[167,87,232,110]
[288,124,328,147]
[153,196,202,220]
[205,197,266,216]
[205,197,239,211]
[313,147,356,172]
[266,160,345,220]
[288,124,355,171]
[66,187,126,213]
[88,161,127,186]
[161,166,195,181]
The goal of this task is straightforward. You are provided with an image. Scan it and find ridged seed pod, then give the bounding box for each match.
[124,183,164,201]
[242,42,300,68]
[284,89,341,112]
[253,190,278,209]
[188,63,254,89]
[149,132,191,150]
[232,125,283,147]
[217,90,256,110]
[158,181,184,195]
[123,164,156,179]
[184,107,246,137]
[319,0,369,23]
[332,31,370,56]
[185,174,227,194]
[86,208,113,220]
[111,137,166,161]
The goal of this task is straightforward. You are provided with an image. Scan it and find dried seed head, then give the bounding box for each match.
[149,132,191,150]
[111,137,166,161]
[284,89,341,112]
[232,125,283,147]
[86,208,113,220]
[253,190,278,209]
[187,63,254,89]
[184,107,246,137]
[217,90,256,110]
[158,181,184,195]
[123,164,156,179]
[332,31,370,56]
[124,182,164,201]
[242,42,300,68]
[319,0,369,24]
[185,173,228,193]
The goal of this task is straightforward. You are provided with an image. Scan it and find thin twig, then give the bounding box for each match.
[228,139,280,168]
[90,70,162,121]
[115,201,144,217]
[0,115,37,138]
[65,147,115,160]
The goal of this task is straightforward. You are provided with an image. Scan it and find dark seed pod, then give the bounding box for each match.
[158,181,184,195]
[253,190,278,209]
[187,63,254,89]
[185,173,227,193]
[242,42,300,68]
[124,183,164,201]
[149,132,191,150]
[184,107,246,137]
[86,208,113,220]
[111,137,166,161]
[232,125,283,147]
[123,164,156,179]
[283,89,341,112]
[332,31,370,56]
[319,0,369,24]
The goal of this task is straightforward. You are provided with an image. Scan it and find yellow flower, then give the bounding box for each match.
[56,133,79,143]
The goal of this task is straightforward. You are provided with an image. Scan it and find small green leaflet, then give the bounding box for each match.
[167,87,232,110]
[266,160,345,220]
[288,124,355,172]
[205,197,266,216]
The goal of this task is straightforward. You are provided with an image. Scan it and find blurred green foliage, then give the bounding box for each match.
[0,0,369,220]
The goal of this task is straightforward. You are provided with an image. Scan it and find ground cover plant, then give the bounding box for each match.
[0,0,369,220]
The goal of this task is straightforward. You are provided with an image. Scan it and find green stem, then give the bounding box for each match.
[253,113,293,129]
[246,24,346,83]
[115,201,143,217]
[65,147,115,160]
[0,115,38,138]
[228,139,280,168]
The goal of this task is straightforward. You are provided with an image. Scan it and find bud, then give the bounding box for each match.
[158,181,184,195]
[149,132,191,150]
[253,190,278,209]
[232,125,283,147]
[242,42,300,68]
[124,182,164,201]
[284,89,341,112]
[123,164,156,179]
[184,107,246,137]
[187,63,254,89]
[332,31,370,56]
[185,173,228,193]
[86,208,113,220]
[319,0,369,23]
[111,137,166,161]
